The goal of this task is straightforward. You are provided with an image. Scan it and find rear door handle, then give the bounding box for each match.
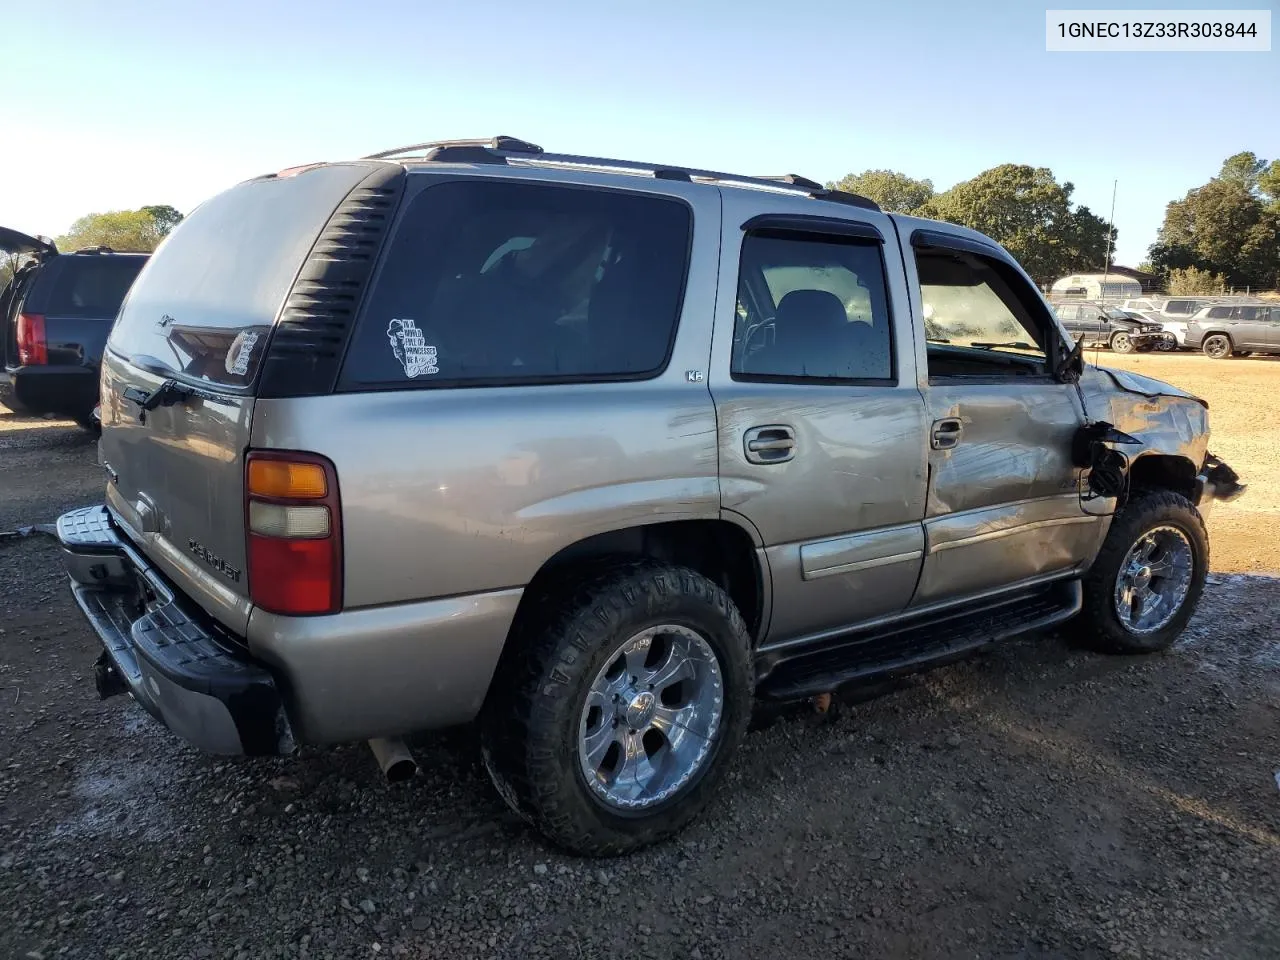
[931,417,963,450]
[744,425,796,464]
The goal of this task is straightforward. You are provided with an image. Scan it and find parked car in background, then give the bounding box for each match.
[0,227,148,427]
[1052,300,1167,353]
[1119,309,1185,350]
[56,136,1242,855]
[1185,303,1280,359]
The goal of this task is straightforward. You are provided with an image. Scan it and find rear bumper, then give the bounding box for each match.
[1,364,98,417]
[57,505,295,755]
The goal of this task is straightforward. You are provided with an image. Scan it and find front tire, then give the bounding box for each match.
[1072,490,1208,654]
[1109,331,1135,354]
[1202,334,1232,359]
[480,561,752,856]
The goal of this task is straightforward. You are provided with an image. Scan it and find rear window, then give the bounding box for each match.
[107,164,372,389]
[32,256,145,319]
[339,179,692,388]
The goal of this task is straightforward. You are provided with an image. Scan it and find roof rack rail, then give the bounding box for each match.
[369,138,882,211]
[754,174,825,191]
[365,136,544,162]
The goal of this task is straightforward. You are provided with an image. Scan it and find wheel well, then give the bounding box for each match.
[1128,453,1197,499]
[513,520,765,640]
[1202,331,1231,343]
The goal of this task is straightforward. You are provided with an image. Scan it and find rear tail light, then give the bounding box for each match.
[245,450,341,615]
[16,313,47,365]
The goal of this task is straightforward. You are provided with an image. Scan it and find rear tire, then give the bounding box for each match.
[480,561,752,856]
[1202,334,1232,359]
[1071,490,1208,654]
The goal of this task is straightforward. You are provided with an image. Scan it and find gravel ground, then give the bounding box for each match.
[2,357,1279,960]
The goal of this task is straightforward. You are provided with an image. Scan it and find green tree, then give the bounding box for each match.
[1218,151,1267,191]
[827,169,934,213]
[1167,266,1227,295]
[1258,160,1280,211]
[1148,166,1280,290]
[56,205,184,253]
[141,204,184,237]
[914,164,1114,285]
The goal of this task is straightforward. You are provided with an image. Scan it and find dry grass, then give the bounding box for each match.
[1101,351,1279,573]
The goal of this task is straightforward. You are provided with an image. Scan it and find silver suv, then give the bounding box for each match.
[57,137,1243,855]
[1185,302,1280,358]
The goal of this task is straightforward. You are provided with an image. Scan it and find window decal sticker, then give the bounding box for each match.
[225,331,259,377]
[386,318,439,378]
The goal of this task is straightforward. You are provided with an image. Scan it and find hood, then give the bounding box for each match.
[0,226,56,258]
[1098,366,1207,408]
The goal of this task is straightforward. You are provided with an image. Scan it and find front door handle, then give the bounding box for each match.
[744,425,796,464]
[931,417,963,450]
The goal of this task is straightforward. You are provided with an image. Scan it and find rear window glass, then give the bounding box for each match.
[107,164,371,388]
[340,179,692,388]
[35,256,145,319]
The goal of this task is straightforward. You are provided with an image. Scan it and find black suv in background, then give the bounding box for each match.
[1,227,148,427]
[1051,299,1168,354]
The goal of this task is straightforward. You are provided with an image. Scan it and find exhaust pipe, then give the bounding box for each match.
[368,737,418,783]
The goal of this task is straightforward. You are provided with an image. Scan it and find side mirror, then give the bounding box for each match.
[1055,335,1086,382]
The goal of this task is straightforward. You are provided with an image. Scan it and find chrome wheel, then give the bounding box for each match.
[1203,335,1231,359]
[1113,525,1194,635]
[577,624,723,811]
[1110,331,1133,353]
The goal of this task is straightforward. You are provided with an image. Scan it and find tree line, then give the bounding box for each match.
[829,151,1280,293]
[1,205,184,290]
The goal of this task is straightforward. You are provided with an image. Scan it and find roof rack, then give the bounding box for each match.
[364,136,544,161]
[364,137,881,211]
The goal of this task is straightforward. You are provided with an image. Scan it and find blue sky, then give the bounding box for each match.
[1,0,1275,266]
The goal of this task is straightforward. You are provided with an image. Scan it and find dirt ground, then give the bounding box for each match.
[1100,352,1279,575]
[2,357,1278,960]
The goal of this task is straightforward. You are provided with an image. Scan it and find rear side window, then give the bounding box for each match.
[108,164,373,389]
[34,257,146,319]
[339,179,692,388]
[1206,306,1231,319]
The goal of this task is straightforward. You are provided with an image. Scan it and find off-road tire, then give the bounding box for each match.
[1201,334,1232,359]
[479,561,752,856]
[1072,490,1208,654]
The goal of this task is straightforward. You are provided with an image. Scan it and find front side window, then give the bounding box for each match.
[731,231,893,382]
[915,247,1051,377]
[341,180,692,387]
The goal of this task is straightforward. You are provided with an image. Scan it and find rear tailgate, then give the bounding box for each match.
[99,161,396,635]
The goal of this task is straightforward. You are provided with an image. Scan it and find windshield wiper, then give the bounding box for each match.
[926,337,951,344]
[122,379,234,424]
[970,341,1039,351]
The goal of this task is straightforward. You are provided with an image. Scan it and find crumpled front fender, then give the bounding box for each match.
[1077,366,1244,508]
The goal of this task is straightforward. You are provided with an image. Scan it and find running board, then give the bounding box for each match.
[754,579,1083,701]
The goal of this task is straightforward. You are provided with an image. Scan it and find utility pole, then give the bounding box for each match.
[1099,179,1117,303]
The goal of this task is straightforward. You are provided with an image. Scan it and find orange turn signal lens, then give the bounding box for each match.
[247,460,328,499]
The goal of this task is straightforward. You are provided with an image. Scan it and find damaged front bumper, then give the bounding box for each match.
[57,505,295,756]
[1195,453,1246,515]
